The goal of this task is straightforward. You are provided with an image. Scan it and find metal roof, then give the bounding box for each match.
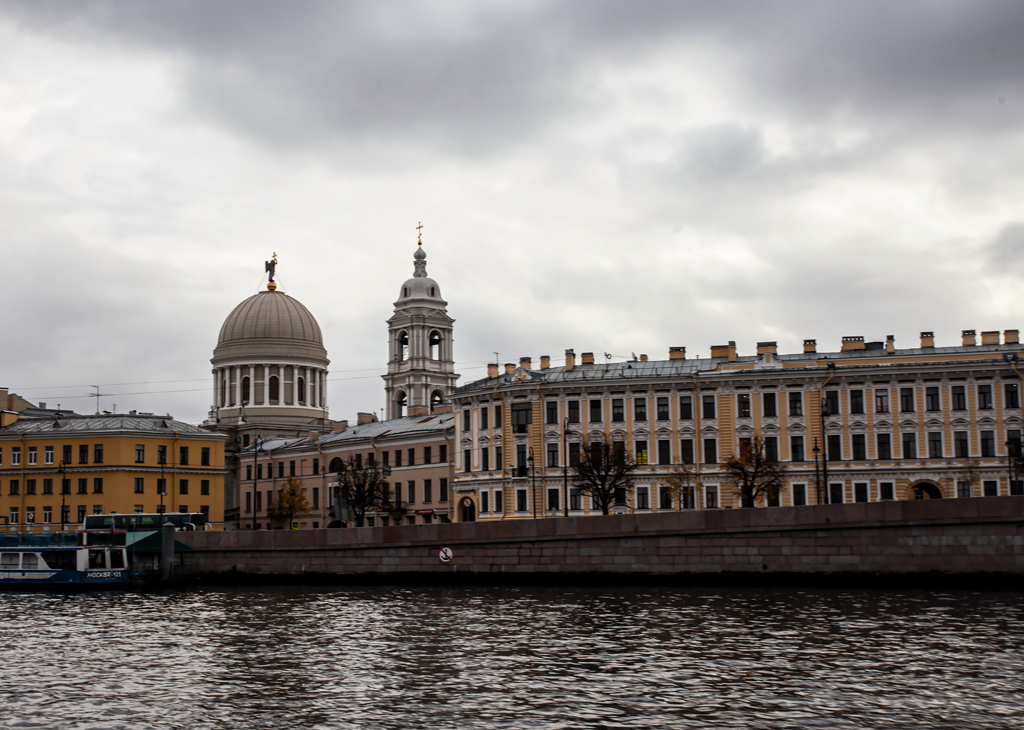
[1,413,224,437]
[240,413,455,454]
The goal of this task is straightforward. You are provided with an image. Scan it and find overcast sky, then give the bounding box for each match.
[2,1,1023,423]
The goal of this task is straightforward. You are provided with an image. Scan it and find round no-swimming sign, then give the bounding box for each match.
[439,546,454,564]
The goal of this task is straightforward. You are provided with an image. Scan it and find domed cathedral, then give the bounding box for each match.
[204,255,331,525]
[384,232,458,419]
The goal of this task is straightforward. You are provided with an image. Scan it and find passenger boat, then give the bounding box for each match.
[0,530,131,588]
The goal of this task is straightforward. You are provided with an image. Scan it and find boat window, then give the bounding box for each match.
[21,553,38,569]
[110,550,126,569]
[43,551,76,570]
[1,553,19,567]
[88,550,106,569]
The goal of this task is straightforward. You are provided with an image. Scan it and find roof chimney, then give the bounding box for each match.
[803,339,817,353]
[885,335,895,354]
[920,331,935,348]
[581,352,595,365]
[519,356,532,370]
[333,420,348,433]
[565,349,576,371]
[981,330,1000,346]
[1006,329,1020,345]
[357,412,377,425]
[433,404,452,414]
[639,354,649,362]
[841,336,866,352]
[961,329,977,346]
[710,342,737,362]
[308,430,320,441]
[756,342,777,355]
[487,363,499,378]
[504,363,515,375]
[540,355,551,369]
[669,346,686,360]
[408,405,429,417]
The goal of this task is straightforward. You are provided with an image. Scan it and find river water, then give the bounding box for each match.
[0,586,1021,729]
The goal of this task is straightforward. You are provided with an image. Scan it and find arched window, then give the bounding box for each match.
[328,457,343,474]
[241,377,251,405]
[431,390,444,411]
[396,391,407,418]
[429,331,441,360]
[403,287,409,297]
[298,376,306,405]
[430,286,435,297]
[398,331,409,361]
[269,375,280,404]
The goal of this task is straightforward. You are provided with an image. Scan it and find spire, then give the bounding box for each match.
[413,224,427,278]
[265,252,278,291]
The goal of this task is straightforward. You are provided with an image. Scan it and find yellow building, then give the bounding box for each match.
[450,330,1024,519]
[0,410,227,530]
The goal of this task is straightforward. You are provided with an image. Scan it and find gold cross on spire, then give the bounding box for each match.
[416,221,424,245]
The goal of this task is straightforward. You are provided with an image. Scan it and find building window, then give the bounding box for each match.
[877,433,892,460]
[737,393,751,418]
[789,392,803,417]
[93,478,103,494]
[763,392,777,418]
[792,483,807,506]
[705,486,719,509]
[313,458,319,475]
[512,403,532,433]
[289,460,296,476]
[546,443,559,468]
[611,399,624,422]
[547,488,560,511]
[10,447,20,466]
[849,389,864,415]
[827,434,842,461]
[925,387,941,412]
[680,439,694,464]
[951,385,966,410]
[978,384,993,410]
[634,440,648,465]
[201,480,210,496]
[634,398,647,422]
[981,430,995,457]
[439,446,447,463]
[829,483,844,504]
[545,402,557,425]
[77,478,87,494]
[659,486,673,510]
[900,387,915,413]
[569,442,581,467]
[874,390,889,414]
[481,448,490,472]
[983,479,999,497]
[61,478,71,495]
[407,481,415,503]
[43,507,52,523]
[8,480,19,496]
[394,449,402,467]
[567,400,580,424]
[879,482,895,500]
[440,478,448,503]
[463,449,471,473]
[852,434,866,460]
[492,487,500,512]
[824,391,839,416]
[423,446,432,465]
[495,447,503,470]
[77,445,87,464]
[178,479,187,495]
[157,478,167,495]
[28,447,37,465]
[957,480,972,498]
[516,489,528,512]
[481,491,489,514]
[1005,383,1020,409]
[791,436,804,462]
[201,447,211,466]
[423,480,432,503]
[902,432,917,459]
[928,432,943,458]
[658,439,671,465]
[44,446,54,465]
[42,479,52,495]
[702,395,716,419]
[703,438,717,464]
[854,483,869,503]
[636,487,650,510]
[764,437,778,462]
[480,407,490,431]
[135,478,144,494]
[589,399,602,423]
[679,395,693,420]
[656,397,670,421]
[570,488,582,511]
[953,431,969,458]
[157,445,167,464]
[77,505,87,523]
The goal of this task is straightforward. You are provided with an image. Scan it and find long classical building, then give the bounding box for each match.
[449,330,1024,520]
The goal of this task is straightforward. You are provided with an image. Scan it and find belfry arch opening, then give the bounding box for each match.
[398,331,409,362]
[241,376,251,405]
[395,391,407,418]
[429,331,441,360]
[430,390,444,412]
[268,375,280,404]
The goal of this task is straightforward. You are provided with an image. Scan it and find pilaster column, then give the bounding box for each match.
[248,364,255,404]
[292,364,299,406]
[234,365,242,406]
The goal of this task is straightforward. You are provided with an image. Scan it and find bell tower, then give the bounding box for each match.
[384,230,457,419]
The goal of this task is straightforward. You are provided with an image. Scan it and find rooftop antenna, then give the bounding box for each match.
[88,386,111,415]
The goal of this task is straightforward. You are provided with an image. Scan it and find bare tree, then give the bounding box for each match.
[660,461,700,510]
[332,455,391,527]
[723,436,786,508]
[571,439,639,516]
[268,476,311,527]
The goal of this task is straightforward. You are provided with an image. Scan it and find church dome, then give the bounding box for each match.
[396,244,445,306]
[213,290,328,363]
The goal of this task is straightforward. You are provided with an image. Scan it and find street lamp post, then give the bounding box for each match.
[812,439,822,505]
[252,435,263,531]
[159,453,167,516]
[58,461,67,531]
[563,416,571,517]
[528,448,536,519]
[820,397,830,503]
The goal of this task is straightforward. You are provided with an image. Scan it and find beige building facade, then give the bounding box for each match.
[450,330,1024,520]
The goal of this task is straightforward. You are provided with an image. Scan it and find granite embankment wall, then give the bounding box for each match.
[175,496,1024,584]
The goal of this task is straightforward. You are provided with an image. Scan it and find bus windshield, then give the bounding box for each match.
[82,512,210,531]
